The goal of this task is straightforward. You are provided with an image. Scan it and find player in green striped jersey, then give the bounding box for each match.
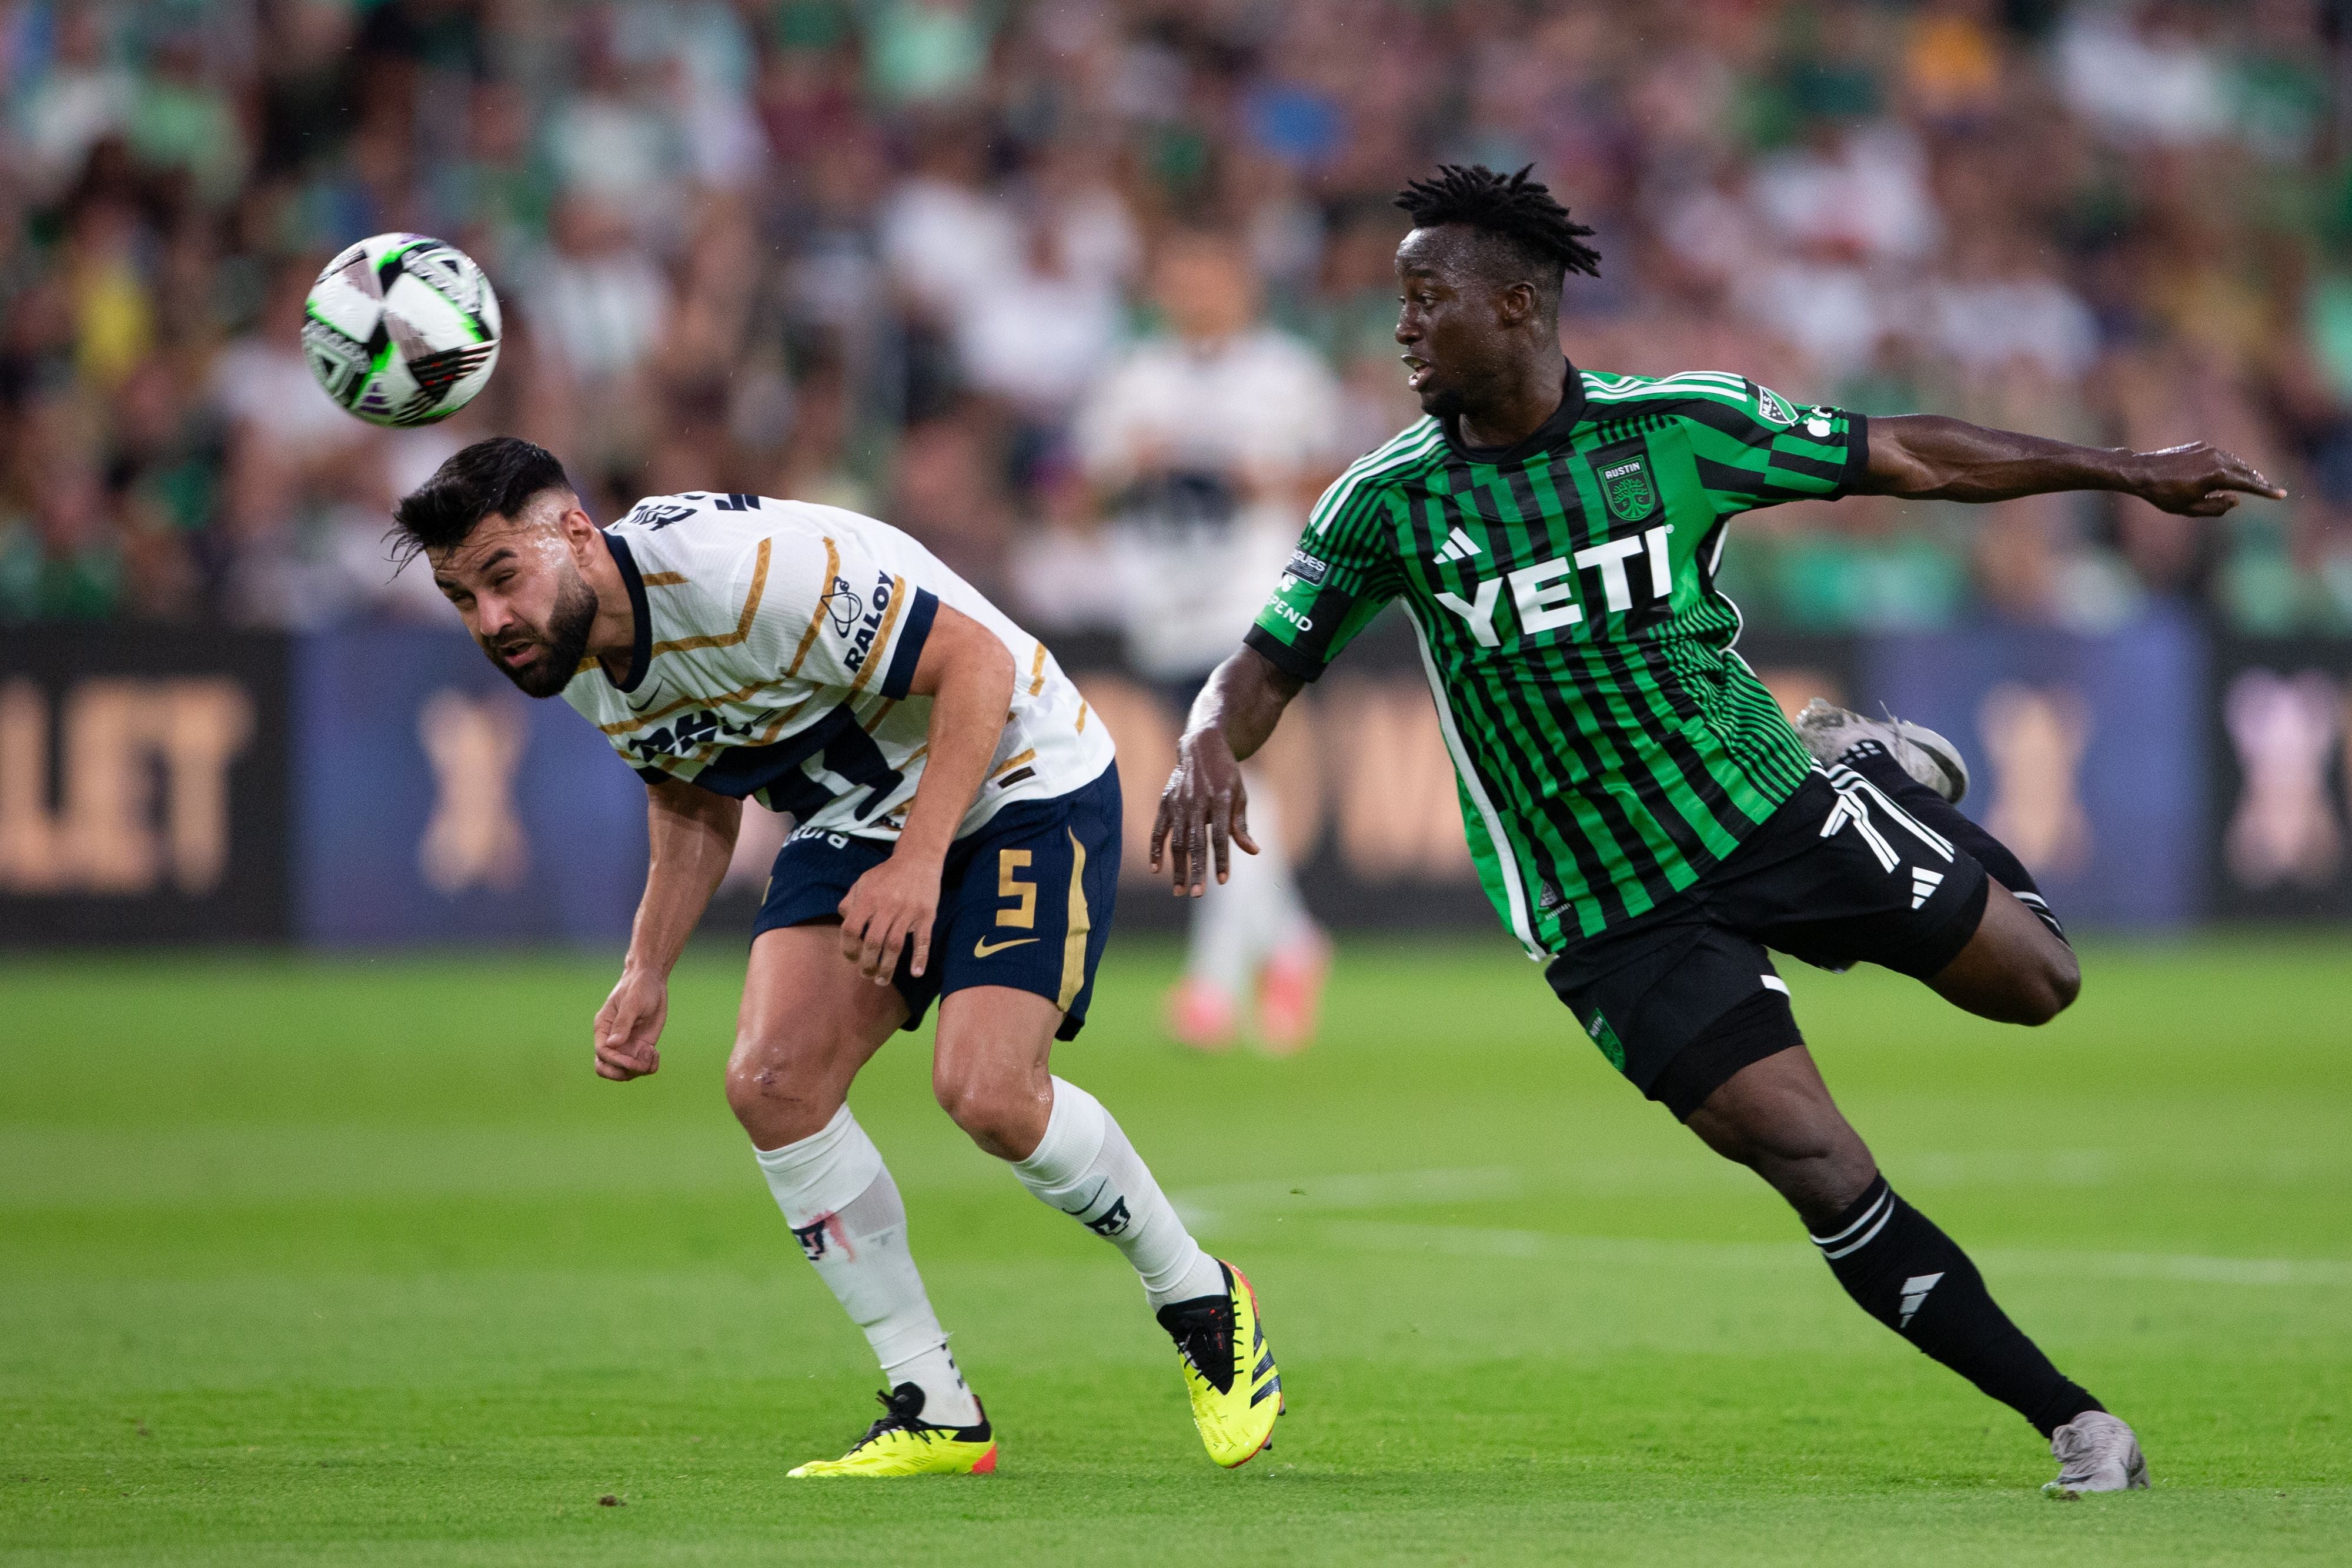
[1152,164,2283,1494]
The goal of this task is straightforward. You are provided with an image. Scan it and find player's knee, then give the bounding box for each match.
[723,1029,844,1140]
[2013,943,2081,1027]
[1722,1115,1844,1173]
[1689,1078,1875,1219]
[931,1072,1011,1145]
[2046,945,2082,1015]
[931,1065,1045,1158]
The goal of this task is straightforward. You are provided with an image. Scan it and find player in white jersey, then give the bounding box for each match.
[392,437,1283,1476]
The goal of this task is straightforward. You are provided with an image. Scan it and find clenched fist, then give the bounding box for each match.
[593,967,667,1080]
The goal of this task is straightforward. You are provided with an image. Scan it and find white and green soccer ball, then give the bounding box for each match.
[302,233,501,427]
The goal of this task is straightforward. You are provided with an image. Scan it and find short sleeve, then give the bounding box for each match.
[744,531,938,701]
[1242,467,1405,683]
[1681,380,1870,517]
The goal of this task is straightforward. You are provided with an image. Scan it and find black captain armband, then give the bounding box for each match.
[1244,624,1329,684]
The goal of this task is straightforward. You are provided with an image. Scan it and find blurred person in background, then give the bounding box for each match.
[1075,226,1344,1052]
[0,0,2341,633]
[0,456,120,621]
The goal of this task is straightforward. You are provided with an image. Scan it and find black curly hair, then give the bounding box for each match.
[1394,163,1601,315]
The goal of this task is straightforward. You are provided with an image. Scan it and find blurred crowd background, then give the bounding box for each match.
[6,0,2352,641]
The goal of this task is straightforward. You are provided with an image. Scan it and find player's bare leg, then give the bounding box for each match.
[935,984,1284,1466]
[1925,881,2080,1026]
[729,923,996,1475]
[728,924,905,1149]
[1683,1036,2144,1494]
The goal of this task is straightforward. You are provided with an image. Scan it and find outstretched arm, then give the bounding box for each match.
[1856,413,2285,516]
[1150,646,1305,897]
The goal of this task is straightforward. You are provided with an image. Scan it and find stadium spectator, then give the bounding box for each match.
[0,0,2337,636]
[1074,226,1344,1051]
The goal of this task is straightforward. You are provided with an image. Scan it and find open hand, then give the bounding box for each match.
[2131,443,2287,516]
[838,851,942,984]
[1151,729,1262,897]
[593,967,667,1080]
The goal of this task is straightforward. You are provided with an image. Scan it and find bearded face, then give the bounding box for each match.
[431,514,604,700]
[483,556,599,698]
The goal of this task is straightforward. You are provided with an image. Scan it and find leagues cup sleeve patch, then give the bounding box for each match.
[1248,567,1361,681]
[1285,549,1330,585]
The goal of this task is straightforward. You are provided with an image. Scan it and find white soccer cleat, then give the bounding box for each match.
[1792,698,1971,805]
[2043,1411,2150,1497]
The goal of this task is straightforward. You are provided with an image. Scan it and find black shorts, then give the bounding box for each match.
[1545,770,1990,1121]
[752,764,1122,1041]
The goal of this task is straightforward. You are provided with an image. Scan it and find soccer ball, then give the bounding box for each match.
[302,234,501,427]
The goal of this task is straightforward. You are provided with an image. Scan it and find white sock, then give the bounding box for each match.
[1010,1078,1226,1309]
[753,1106,981,1427]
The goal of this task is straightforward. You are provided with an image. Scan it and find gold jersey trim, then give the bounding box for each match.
[652,537,771,657]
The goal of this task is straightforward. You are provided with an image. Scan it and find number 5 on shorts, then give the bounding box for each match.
[996,850,1036,929]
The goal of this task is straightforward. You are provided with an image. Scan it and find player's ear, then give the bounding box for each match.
[556,500,599,563]
[1495,279,1535,327]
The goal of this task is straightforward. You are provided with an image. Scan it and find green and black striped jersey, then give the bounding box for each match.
[1245,362,1868,955]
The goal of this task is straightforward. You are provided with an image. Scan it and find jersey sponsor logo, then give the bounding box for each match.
[1265,597,1314,633]
[974,934,1039,958]
[1599,457,1656,522]
[628,705,761,761]
[1802,407,1836,439]
[1285,549,1329,584]
[788,823,851,848]
[820,576,863,636]
[840,572,894,673]
[1432,523,1676,647]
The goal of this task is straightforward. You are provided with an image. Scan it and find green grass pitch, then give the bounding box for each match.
[3,934,2347,1564]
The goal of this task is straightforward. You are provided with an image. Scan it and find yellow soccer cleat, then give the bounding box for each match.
[786,1383,998,1478]
[1156,1258,1283,1468]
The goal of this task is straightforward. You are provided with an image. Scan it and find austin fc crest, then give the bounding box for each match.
[1601,457,1656,522]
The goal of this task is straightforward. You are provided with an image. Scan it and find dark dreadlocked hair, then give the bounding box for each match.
[1394,163,1601,314]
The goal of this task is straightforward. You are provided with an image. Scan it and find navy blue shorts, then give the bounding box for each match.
[752,764,1123,1040]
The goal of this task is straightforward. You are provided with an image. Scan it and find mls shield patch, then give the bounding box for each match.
[1600,456,1656,523]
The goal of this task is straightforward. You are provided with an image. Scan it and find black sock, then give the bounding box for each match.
[1830,742,2067,944]
[1810,1175,2101,1438]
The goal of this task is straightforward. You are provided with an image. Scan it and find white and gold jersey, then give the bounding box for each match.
[562,492,1112,841]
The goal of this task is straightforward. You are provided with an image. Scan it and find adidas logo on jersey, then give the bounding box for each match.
[1910,867,1945,910]
[1433,527,1484,565]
